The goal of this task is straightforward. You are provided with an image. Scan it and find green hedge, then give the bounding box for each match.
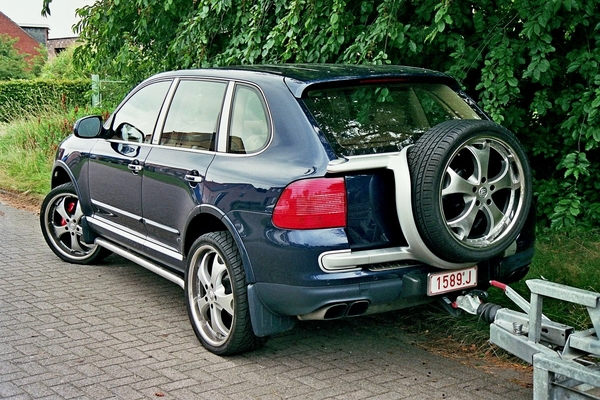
[0,79,91,122]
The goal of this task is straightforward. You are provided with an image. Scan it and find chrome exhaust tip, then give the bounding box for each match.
[297,303,348,321]
[347,300,369,316]
[297,300,370,321]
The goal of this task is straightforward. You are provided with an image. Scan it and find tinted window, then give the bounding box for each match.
[161,80,227,150]
[303,83,481,156]
[111,81,172,143]
[228,85,269,154]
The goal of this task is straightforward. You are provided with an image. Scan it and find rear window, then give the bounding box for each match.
[302,83,481,156]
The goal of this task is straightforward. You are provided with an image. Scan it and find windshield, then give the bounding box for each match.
[303,83,481,156]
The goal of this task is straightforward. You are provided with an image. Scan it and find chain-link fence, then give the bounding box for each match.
[91,74,129,108]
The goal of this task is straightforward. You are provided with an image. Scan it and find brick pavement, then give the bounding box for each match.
[0,200,533,399]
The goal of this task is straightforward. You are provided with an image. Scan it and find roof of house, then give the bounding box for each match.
[0,11,46,61]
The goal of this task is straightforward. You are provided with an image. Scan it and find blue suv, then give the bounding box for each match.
[40,64,535,355]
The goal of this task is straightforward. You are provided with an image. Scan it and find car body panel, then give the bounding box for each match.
[87,140,151,251]
[142,146,215,255]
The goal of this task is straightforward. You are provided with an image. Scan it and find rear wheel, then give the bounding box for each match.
[185,231,266,355]
[408,120,532,263]
[40,183,109,264]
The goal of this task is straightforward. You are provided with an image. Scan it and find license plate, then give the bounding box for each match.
[427,266,478,296]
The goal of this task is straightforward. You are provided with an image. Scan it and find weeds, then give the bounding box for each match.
[0,104,109,196]
[509,228,600,330]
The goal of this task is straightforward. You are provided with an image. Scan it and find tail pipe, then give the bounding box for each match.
[297,300,370,321]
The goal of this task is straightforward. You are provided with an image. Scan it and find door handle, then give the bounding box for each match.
[127,160,143,173]
[184,174,203,183]
[184,171,203,183]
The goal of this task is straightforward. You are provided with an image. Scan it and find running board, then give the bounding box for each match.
[95,238,185,289]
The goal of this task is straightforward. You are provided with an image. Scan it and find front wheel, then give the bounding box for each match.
[185,231,266,355]
[40,183,109,264]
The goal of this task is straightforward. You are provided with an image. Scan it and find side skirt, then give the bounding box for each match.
[95,237,185,289]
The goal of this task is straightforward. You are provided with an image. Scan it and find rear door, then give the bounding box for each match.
[87,80,172,251]
[141,78,228,265]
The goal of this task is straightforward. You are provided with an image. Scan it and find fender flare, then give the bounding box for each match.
[184,204,257,284]
[50,160,95,217]
[184,204,290,337]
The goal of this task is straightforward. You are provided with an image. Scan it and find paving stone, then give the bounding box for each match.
[0,201,532,399]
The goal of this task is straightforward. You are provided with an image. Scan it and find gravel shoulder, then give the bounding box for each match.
[0,188,42,214]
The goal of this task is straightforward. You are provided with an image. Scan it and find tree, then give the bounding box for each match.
[42,0,600,228]
[40,45,89,80]
[0,34,29,80]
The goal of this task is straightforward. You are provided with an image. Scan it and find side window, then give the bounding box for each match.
[228,85,269,154]
[161,80,227,150]
[111,81,172,143]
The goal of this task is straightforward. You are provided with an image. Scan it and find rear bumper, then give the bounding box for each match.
[496,244,535,282]
[247,269,431,336]
[250,273,416,317]
[248,242,535,337]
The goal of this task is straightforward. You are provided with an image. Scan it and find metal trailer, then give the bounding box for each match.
[453,279,600,399]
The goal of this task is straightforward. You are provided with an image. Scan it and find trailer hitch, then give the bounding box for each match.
[453,279,600,400]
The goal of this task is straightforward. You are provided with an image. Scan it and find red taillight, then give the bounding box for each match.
[272,178,347,229]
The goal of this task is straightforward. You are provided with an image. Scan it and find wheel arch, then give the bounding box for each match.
[39,181,109,264]
[50,161,74,189]
[183,205,256,283]
[50,160,97,217]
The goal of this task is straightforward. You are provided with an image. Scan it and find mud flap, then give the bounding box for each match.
[247,284,296,337]
[81,216,98,244]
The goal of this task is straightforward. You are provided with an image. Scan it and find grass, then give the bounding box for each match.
[0,113,64,196]
[0,104,109,197]
[507,229,600,329]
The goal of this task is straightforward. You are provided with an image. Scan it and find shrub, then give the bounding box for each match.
[0,78,90,122]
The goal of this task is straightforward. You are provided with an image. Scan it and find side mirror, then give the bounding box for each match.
[73,116,103,138]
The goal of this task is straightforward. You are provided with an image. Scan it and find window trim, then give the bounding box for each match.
[219,81,273,156]
[106,76,274,156]
[154,78,231,152]
[105,78,174,144]
[152,78,179,145]
[216,81,235,152]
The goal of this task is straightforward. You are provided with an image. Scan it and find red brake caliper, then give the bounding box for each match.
[60,199,77,226]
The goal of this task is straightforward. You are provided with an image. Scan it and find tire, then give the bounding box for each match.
[40,183,110,264]
[185,231,266,355]
[407,120,532,263]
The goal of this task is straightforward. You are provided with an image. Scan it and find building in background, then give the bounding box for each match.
[1,0,92,59]
[0,11,47,64]
[21,24,48,46]
[0,10,79,61]
[47,36,78,58]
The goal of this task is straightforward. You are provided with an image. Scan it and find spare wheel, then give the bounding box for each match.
[407,119,532,263]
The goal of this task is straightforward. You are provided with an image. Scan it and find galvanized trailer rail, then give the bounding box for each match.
[454,279,600,400]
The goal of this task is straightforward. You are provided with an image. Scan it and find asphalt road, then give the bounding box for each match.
[0,199,533,399]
